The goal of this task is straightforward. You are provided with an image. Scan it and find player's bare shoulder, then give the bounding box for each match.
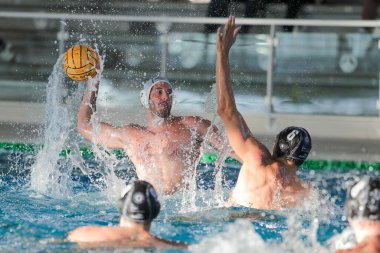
[119,123,152,143]
[180,115,211,128]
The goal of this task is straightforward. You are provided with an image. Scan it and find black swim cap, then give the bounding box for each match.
[272,126,311,164]
[346,177,380,221]
[118,180,161,223]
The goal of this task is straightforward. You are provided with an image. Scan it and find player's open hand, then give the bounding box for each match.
[216,16,240,56]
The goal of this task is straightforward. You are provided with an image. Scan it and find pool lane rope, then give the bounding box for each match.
[0,142,379,171]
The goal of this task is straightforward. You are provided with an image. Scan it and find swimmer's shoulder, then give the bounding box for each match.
[67,226,104,242]
[180,115,211,127]
[68,226,135,244]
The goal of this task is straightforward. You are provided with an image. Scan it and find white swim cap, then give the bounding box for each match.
[140,76,171,108]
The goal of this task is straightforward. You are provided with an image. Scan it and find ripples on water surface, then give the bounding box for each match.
[0,150,379,252]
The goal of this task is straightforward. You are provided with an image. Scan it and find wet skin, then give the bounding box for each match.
[216,16,310,209]
[67,219,187,249]
[77,81,218,195]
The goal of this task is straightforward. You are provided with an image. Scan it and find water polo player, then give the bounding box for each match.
[77,72,224,195]
[216,16,312,209]
[67,180,187,249]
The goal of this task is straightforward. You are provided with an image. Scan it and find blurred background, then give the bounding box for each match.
[0,0,379,162]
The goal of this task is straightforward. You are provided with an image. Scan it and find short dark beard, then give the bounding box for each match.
[155,109,171,118]
[149,103,171,118]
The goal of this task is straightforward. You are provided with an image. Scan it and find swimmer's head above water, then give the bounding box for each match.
[346,176,380,221]
[140,76,171,108]
[140,76,173,118]
[272,126,312,166]
[118,180,161,224]
[67,180,187,248]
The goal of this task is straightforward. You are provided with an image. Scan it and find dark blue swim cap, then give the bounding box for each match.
[118,180,161,223]
[272,126,311,164]
[346,177,380,221]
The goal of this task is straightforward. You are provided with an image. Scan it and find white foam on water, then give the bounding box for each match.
[327,227,356,251]
[281,215,329,253]
[186,180,344,253]
[189,219,268,253]
[278,184,341,253]
[189,206,334,253]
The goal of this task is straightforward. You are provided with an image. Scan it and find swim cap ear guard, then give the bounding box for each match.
[118,180,161,223]
[272,126,312,165]
[346,176,380,221]
[140,76,172,109]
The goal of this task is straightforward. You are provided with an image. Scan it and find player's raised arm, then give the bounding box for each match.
[64,46,131,149]
[216,16,272,166]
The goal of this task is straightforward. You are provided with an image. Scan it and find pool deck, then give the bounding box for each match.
[0,101,379,162]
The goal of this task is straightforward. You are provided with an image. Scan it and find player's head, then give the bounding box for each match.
[346,176,380,221]
[140,76,173,118]
[272,126,312,166]
[118,180,161,224]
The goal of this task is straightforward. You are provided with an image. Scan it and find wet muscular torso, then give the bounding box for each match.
[125,118,204,194]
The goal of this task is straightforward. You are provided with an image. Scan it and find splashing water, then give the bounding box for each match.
[188,186,341,253]
[203,83,232,206]
[180,125,205,212]
[82,77,128,198]
[29,52,126,198]
[210,117,232,207]
[190,220,268,253]
[180,83,232,211]
[30,54,81,196]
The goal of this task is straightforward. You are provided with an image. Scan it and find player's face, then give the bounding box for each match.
[148,82,173,118]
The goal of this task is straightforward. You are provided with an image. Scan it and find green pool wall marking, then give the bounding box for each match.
[1,142,379,170]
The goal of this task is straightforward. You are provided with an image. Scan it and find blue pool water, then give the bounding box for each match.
[1,53,377,252]
[1,149,379,252]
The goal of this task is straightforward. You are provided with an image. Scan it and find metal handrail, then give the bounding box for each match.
[0,11,379,117]
[1,11,380,27]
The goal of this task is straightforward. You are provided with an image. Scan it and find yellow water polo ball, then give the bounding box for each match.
[63,44,100,81]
